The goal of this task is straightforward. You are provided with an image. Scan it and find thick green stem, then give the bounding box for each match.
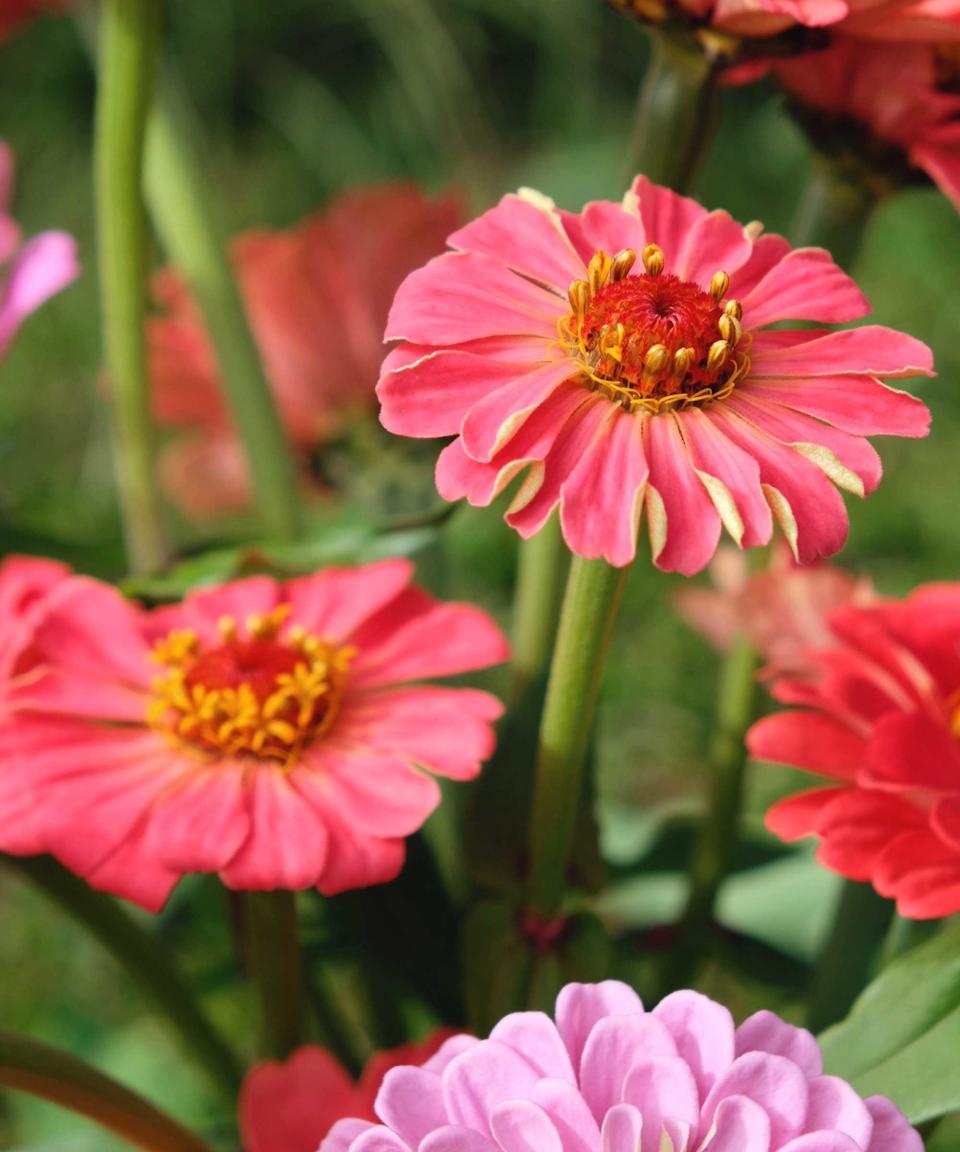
[791,158,878,270]
[95,0,168,574]
[144,80,301,541]
[808,880,895,1034]
[244,891,305,1059]
[668,636,759,986]
[510,514,568,705]
[3,855,241,1102]
[627,32,719,191]
[527,557,628,918]
[0,1031,215,1152]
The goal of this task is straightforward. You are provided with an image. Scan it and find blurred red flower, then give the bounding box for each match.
[149,184,461,519]
[0,0,61,42]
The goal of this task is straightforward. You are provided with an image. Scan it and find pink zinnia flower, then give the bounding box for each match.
[676,543,874,676]
[0,141,78,358]
[749,583,960,918]
[0,560,507,911]
[774,41,960,210]
[150,184,461,519]
[324,980,920,1152]
[379,177,932,573]
[241,1032,457,1152]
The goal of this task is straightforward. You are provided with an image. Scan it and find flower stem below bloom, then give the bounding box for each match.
[791,158,878,270]
[244,890,305,1059]
[95,0,168,574]
[510,513,569,706]
[0,1030,216,1152]
[527,557,628,918]
[626,32,719,192]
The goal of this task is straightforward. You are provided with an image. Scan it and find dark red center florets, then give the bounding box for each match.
[183,641,302,702]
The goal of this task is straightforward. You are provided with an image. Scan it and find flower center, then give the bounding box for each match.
[146,606,353,766]
[557,245,749,414]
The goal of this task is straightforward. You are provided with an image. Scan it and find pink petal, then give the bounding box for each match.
[729,233,793,299]
[558,407,649,568]
[580,1014,678,1121]
[555,981,644,1073]
[144,764,251,873]
[777,1135,860,1152]
[701,1053,808,1148]
[376,1066,449,1149]
[744,377,930,438]
[442,1039,541,1137]
[739,249,868,329]
[630,177,707,275]
[78,834,181,914]
[385,252,562,345]
[678,209,753,288]
[621,1057,700,1152]
[749,328,934,379]
[460,359,576,463]
[490,1100,564,1152]
[805,1076,873,1147]
[449,193,585,291]
[734,1013,822,1077]
[529,1080,601,1152]
[702,1096,772,1152]
[322,1118,376,1152]
[764,787,852,843]
[865,710,960,793]
[218,767,330,890]
[0,230,79,355]
[653,990,736,1097]
[747,712,865,779]
[932,796,960,849]
[352,1126,413,1152]
[164,576,280,644]
[599,1104,644,1152]
[863,1097,923,1152]
[283,560,414,643]
[645,414,721,576]
[315,824,405,897]
[420,1127,498,1152]
[489,1012,575,1082]
[558,201,644,265]
[810,791,926,882]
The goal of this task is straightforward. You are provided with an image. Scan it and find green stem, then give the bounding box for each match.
[791,158,878,270]
[668,635,759,987]
[0,1031,215,1152]
[244,891,305,1059]
[95,0,168,574]
[144,76,301,542]
[3,856,241,1102]
[510,514,569,705]
[808,880,895,1034]
[527,557,628,918]
[627,32,720,191]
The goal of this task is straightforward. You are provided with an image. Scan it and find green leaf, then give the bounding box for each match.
[820,920,960,1123]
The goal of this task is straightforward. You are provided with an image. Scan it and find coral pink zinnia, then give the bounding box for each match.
[150,183,461,519]
[378,177,932,574]
[749,582,960,919]
[0,560,507,911]
[324,980,921,1152]
[241,1032,458,1152]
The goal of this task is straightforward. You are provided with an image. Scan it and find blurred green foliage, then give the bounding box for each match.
[2,0,960,1148]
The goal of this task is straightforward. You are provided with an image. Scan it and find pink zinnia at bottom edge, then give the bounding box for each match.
[322,981,920,1152]
[240,1031,457,1152]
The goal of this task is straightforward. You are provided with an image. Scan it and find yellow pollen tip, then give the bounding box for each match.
[723,299,742,320]
[642,243,664,277]
[644,343,670,375]
[610,248,637,282]
[588,250,610,295]
[673,347,695,376]
[718,313,742,346]
[707,340,730,371]
[217,616,237,642]
[709,270,730,301]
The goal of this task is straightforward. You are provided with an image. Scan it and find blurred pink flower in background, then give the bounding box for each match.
[241,1032,458,1152]
[676,543,875,675]
[379,176,931,573]
[773,41,960,209]
[0,0,61,42]
[0,559,507,910]
[325,980,921,1152]
[750,583,960,918]
[149,184,461,519]
[0,141,78,359]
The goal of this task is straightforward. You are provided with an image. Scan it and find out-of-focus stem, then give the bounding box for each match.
[527,557,628,918]
[0,1031,215,1152]
[510,514,569,705]
[95,0,168,574]
[244,890,305,1059]
[791,158,877,269]
[145,78,301,542]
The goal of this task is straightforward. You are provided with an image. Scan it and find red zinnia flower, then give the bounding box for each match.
[748,583,960,918]
[379,177,931,574]
[240,1032,461,1152]
[150,184,461,519]
[0,561,507,910]
[774,41,960,210]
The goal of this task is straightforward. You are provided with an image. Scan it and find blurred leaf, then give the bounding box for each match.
[820,920,960,1123]
[463,899,534,1034]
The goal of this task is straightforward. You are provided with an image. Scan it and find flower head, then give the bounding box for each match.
[774,41,960,210]
[0,560,507,910]
[676,543,874,675]
[324,981,920,1152]
[241,1032,457,1152]
[150,183,461,519]
[379,177,931,574]
[0,141,78,358]
[749,582,960,918]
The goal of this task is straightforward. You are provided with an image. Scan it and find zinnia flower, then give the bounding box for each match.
[749,583,960,918]
[0,0,61,42]
[676,543,874,675]
[241,1032,457,1152]
[0,559,507,911]
[774,41,960,210]
[324,980,921,1152]
[0,141,78,358]
[150,183,461,519]
[379,177,932,573]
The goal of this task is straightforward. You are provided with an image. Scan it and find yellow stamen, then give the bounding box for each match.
[641,243,664,277]
[709,270,730,301]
